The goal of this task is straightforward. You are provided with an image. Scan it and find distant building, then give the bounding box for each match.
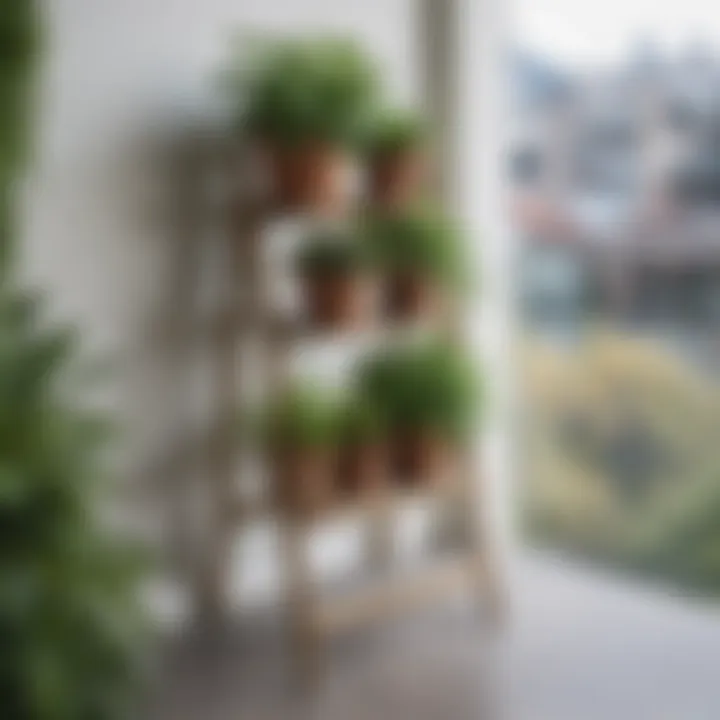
[512,45,720,334]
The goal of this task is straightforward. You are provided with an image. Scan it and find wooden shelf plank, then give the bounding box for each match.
[202,310,446,346]
[230,476,468,526]
[312,555,476,635]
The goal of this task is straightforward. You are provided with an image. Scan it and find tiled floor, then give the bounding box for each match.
[147,601,502,719]
[509,555,720,720]
[147,554,720,720]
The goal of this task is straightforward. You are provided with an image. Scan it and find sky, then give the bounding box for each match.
[515,0,720,68]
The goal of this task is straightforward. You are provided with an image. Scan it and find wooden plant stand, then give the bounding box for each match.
[195,146,504,686]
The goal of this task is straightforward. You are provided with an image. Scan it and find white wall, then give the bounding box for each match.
[22,0,417,540]
[22,0,510,603]
[456,0,514,587]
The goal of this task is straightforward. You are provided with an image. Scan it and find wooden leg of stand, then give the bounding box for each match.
[366,497,394,574]
[196,521,229,625]
[282,519,323,691]
[462,472,507,627]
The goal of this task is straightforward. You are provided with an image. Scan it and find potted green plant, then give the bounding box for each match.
[359,343,480,485]
[229,37,378,212]
[364,109,426,208]
[365,209,466,321]
[262,384,340,514]
[296,230,378,330]
[336,395,388,498]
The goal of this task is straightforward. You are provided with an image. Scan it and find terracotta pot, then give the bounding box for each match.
[368,150,425,209]
[391,431,455,487]
[272,445,335,516]
[263,142,348,213]
[302,271,378,331]
[336,441,388,499]
[385,271,439,321]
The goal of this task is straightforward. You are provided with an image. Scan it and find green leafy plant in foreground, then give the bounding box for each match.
[0,3,147,719]
[0,292,149,720]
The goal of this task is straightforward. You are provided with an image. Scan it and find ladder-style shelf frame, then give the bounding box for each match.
[195,144,504,685]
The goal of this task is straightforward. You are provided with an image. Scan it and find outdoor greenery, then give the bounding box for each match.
[227,36,379,147]
[358,342,481,441]
[522,330,720,593]
[1,3,146,719]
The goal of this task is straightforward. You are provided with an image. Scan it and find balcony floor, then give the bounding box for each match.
[147,553,720,720]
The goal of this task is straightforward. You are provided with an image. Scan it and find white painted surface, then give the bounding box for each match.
[21,0,514,627]
[21,0,417,543]
[455,0,515,573]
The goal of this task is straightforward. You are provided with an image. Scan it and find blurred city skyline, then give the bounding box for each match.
[515,0,720,607]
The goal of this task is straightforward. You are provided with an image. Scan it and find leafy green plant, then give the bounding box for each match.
[296,231,371,277]
[263,384,340,448]
[363,109,425,157]
[358,342,481,441]
[0,0,40,274]
[337,394,386,444]
[227,36,379,147]
[1,5,147,719]
[364,209,467,289]
[0,296,150,720]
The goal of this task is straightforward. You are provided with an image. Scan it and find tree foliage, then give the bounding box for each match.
[522,330,720,592]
